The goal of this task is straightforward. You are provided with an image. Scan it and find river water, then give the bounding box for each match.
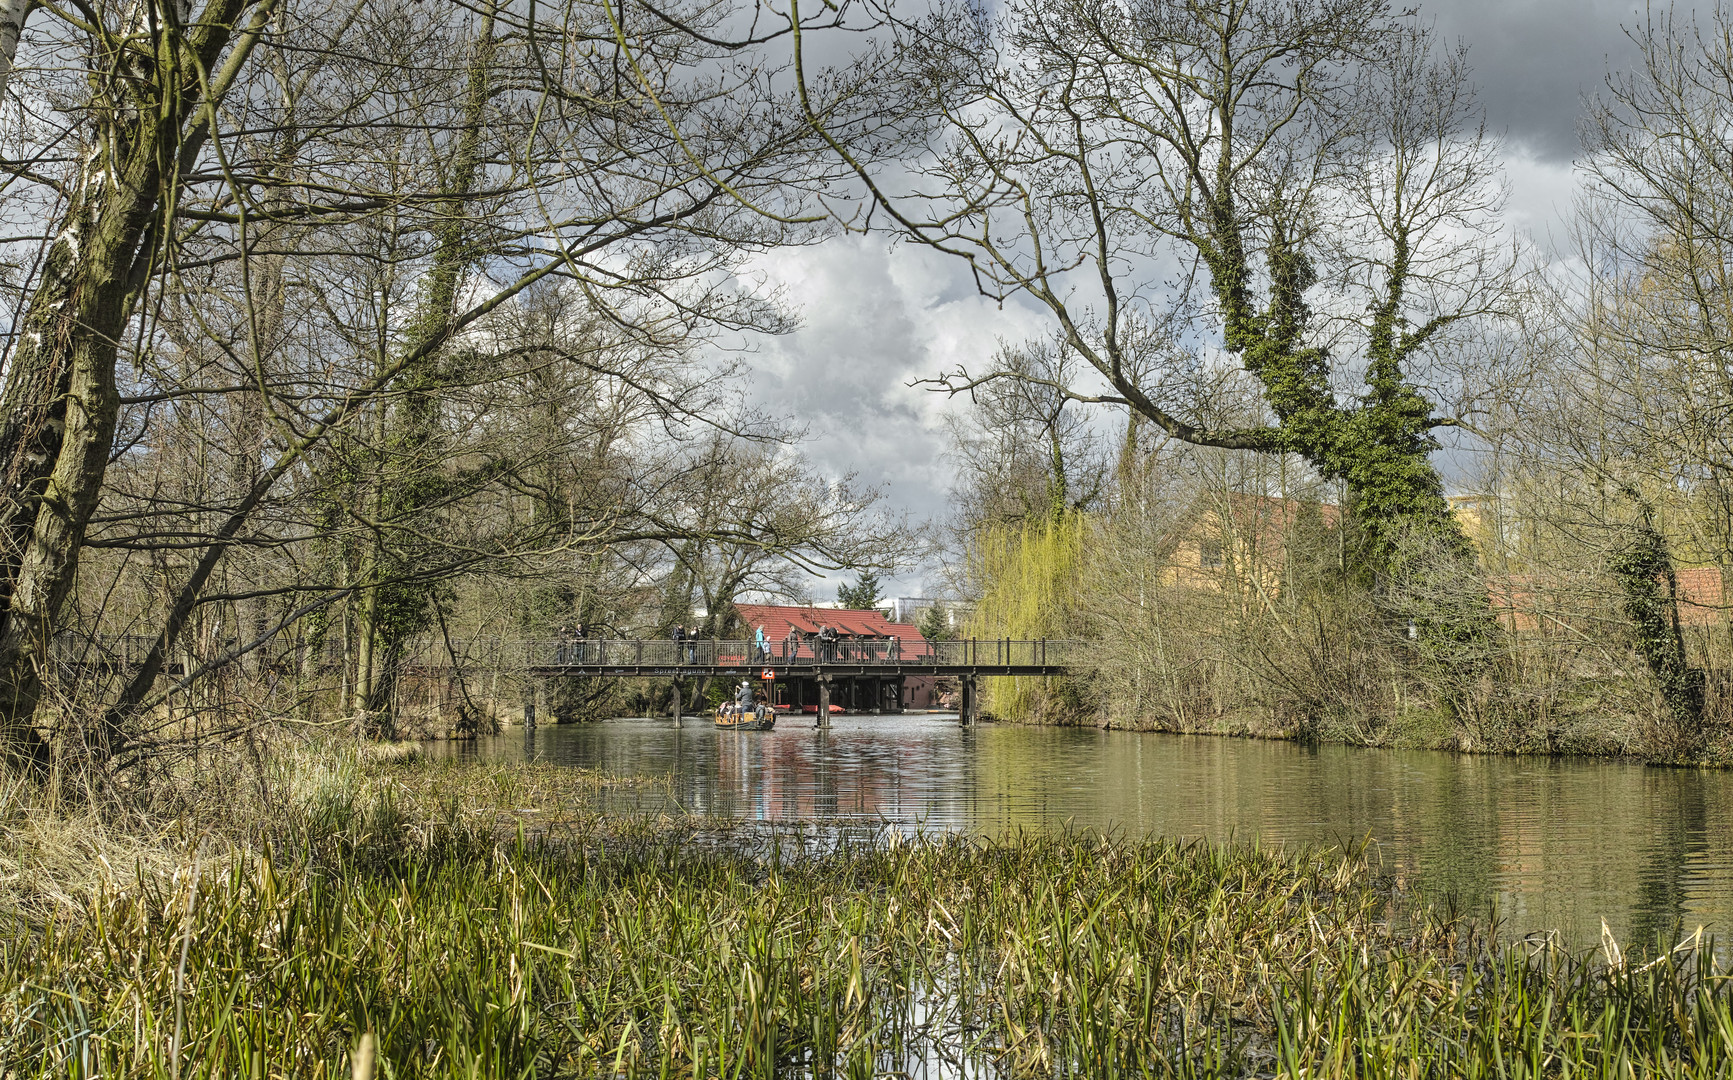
[443,715,1733,951]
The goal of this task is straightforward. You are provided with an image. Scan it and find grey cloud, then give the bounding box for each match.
[1420,0,1645,162]
[738,240,1050,596]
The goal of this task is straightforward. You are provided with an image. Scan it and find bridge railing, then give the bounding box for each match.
[48,632,163,668]
[490,637,1078,669]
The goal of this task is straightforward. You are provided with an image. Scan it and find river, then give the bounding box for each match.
[439,714,1733,952]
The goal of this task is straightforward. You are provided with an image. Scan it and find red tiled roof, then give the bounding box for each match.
[733,603,926,643]
[1488,568,1727,631]
[1677,567,1725,624]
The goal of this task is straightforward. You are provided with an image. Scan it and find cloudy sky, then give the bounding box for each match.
[740,0,1653,599]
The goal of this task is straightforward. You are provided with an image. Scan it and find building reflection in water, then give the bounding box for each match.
[711,720,975,824]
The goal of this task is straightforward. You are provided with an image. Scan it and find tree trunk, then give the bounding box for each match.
[0,1,262,767]
[346,4,495,736]
[0,162,156,766]
[1613,520,1705,752]
[0,0,34,104]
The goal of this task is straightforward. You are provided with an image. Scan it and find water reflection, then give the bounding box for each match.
[438,717,1733,950]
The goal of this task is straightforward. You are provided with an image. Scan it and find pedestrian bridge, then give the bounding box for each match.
[504,636,1080,725]
[394,636,1081,724]
[521,637,1077,678]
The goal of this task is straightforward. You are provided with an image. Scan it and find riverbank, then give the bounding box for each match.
[4,744,1732,1075]
[982,675,1733,767]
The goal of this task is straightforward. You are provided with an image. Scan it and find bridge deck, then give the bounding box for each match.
[527,661,1066,677]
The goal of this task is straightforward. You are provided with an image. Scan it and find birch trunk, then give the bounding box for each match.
[0,0,34,105]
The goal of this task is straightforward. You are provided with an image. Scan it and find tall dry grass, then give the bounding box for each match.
[3,788,1731,1076]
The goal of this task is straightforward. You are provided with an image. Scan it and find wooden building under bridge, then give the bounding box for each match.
[732,603,941,713]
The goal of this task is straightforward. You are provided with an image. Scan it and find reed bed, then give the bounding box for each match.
[3,753,1733,1076]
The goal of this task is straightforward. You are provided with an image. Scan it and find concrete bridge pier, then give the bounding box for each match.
[960,674,979,726]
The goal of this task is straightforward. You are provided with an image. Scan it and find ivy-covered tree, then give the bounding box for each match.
[799,0,1519,605]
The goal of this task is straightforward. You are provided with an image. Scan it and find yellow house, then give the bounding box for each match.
[1163,493,1341,592]
[1447,494,1501,554]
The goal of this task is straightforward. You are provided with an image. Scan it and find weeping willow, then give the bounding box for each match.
[965,514,1088,718]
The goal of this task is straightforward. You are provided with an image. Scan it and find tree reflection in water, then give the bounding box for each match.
[447,718,1733,952]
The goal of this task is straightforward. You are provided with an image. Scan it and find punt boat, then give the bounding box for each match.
[715,705,776,731]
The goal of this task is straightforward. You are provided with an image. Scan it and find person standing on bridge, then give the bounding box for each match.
[754,625,768,664]
[555,624,572,664]
[574,621,588,663]
[672,625,685,666]
[785,626,800,664]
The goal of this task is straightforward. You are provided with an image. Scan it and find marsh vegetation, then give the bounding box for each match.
[3,746,1732,1076]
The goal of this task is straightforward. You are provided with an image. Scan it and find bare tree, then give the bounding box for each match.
[651,433,920,638]
[945,335,1107,530]
[0,0,912,770]
[1478,3,1733,749]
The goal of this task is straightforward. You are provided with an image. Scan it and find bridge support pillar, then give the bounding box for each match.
[960,674,979,726]
[817,675,831,728]
[671,680,682,725]
[868,677,881,715]
[523,678,539,731]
